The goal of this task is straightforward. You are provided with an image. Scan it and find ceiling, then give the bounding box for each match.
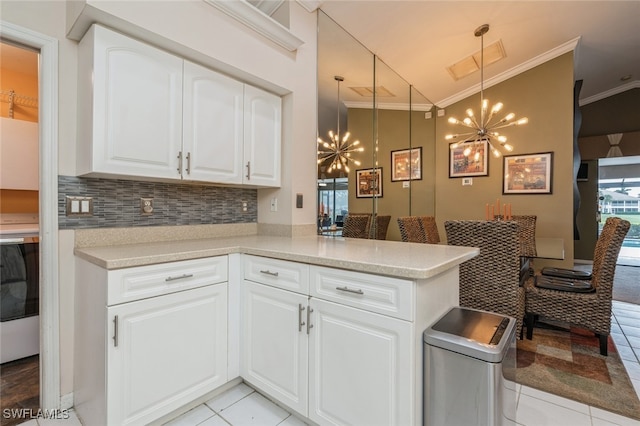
[318,1,640,108]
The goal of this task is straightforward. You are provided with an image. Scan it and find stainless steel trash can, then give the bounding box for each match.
[423,307,517,426]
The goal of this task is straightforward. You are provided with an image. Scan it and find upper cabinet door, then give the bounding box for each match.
[243,85,281,187]
[77,25,183,179]
[183,61,244,184]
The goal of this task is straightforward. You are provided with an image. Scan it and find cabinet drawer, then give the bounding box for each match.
[243,255,309,294]
[107,257,227,305]
[310,266,413,321]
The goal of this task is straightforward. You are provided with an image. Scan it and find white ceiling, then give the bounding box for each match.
[318,0,640,107]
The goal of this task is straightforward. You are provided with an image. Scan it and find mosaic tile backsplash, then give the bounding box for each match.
[58,176,257,229]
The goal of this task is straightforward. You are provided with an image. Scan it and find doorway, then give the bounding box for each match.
[0,40,41,425]
[0,21,60,413]
[317,177,349,233]
[598,155,640,267]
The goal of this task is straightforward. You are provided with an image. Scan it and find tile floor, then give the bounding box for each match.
[12,301,640,426]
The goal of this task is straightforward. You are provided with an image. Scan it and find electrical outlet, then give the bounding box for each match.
[141,198,154,215]
[241,201,248,212]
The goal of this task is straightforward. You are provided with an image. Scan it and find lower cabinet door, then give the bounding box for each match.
[241,281,309,416]
[308,298,413,426]
[107,284,228,425]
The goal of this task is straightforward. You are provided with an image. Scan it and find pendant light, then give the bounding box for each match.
[317,76,364,174]
[445,24,528,158]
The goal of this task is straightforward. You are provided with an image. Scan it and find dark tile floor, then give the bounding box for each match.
[0,355,39,426]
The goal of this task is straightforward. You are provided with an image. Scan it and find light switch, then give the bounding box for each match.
[66,196,93,216]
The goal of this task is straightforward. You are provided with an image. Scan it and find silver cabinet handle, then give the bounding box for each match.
[336,286,364,295]
[298,304,306,332]
[259,270,279,277]
[177,151,183,174]
[306,307,314,334]
[246,161,251,180]
[113,315,119,347]
[186,152,191,175]
[165,273,194,282]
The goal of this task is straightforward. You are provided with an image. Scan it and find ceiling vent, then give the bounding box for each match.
[447,40,506,81]
[348,86,396,97]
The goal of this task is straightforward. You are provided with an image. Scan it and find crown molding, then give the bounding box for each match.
[437,36,581,108]
[203,0,304,51]
[579,80,640,106]
[296,0,323,13]
[344,101,433,112]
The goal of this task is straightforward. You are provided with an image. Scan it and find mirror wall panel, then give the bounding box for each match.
[317,11,436,240]
[369,57,412,241]
[409,86,436,218]
[317,11,373,229]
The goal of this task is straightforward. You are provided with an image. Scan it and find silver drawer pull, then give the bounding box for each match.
[298,304,306,332]
[113,315,119,347]
[336,286,364,295]
[177,151,183,174]
[306,307,313,334]
[259,270,279,277]
[165,273,194,282]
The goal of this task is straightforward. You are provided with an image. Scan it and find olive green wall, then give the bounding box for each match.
[435,53,575,268]
[347,108,436,241]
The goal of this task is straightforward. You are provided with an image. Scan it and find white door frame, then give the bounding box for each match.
[1,21,60,410]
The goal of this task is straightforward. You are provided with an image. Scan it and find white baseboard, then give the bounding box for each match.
[60,392,73,411]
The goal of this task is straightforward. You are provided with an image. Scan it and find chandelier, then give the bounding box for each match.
[317,75,363,174]
[445,24,528,158]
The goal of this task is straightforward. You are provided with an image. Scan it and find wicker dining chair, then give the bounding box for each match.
[397,216,427,243]
[369,215,391,240]
[510,215,537,258]
[445,220,525,338]
[510,214,537,278]
[341,214,372,239]
[419,216,441,244]
[524,217,630,355]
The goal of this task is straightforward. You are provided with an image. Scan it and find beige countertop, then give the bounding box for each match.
[74,235,479,280]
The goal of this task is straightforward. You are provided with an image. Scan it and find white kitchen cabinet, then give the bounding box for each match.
[182,61,244,183]
[77,24,183,180]
[241,256,414,425]
[241,281,309,415]
[77,24,282,187]
[243,85,282,187]
[308,298,412,426]
[74,257,228,426]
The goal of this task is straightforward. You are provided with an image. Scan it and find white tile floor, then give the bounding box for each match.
[15,301,640,426]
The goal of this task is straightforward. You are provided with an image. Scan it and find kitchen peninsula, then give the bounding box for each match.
[74,232,478,426]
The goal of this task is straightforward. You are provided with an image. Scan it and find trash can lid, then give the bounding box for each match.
[423,307,515,362]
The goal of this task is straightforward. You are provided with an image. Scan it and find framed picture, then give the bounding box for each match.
[503,152,553,194]
[449,140,489,178]
[391,147,422,181]
[355,168,383,198]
